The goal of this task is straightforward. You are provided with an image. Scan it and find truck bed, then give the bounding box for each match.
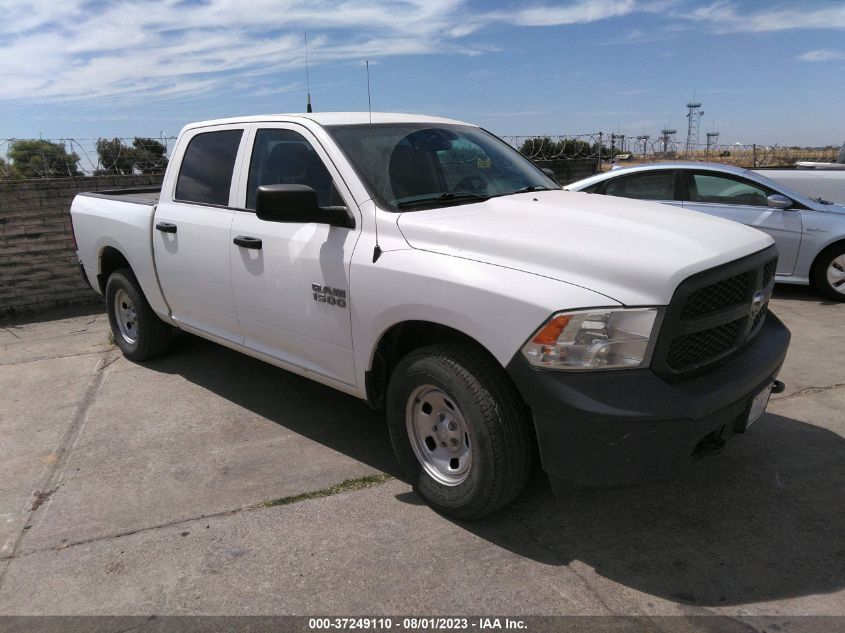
[78,187,161,206]
[71,185,168,315]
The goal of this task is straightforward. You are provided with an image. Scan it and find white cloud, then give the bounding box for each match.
[6,0,843,105]
[0,0,648,104]
[798,49,845,62]
[507,0,637,26]
[0,0,474,103]
[690,1,845,32]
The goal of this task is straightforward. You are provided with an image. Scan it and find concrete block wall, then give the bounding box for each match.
[534,158,600,186]
[0,175,164,317]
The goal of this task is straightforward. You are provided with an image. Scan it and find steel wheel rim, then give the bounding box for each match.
[405,385,473,486]
[827,255,845,295]
[114,288,139,344]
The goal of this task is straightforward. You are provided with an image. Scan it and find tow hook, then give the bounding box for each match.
[692,427,727,457]
[772,380,785,394]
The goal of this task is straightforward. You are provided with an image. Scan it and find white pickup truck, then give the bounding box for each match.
[71,113,791,519]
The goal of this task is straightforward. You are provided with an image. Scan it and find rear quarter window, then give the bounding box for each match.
[175,129,243,206]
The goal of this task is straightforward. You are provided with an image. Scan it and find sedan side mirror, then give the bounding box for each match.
[256,184,354,228]
[767,194,793,210]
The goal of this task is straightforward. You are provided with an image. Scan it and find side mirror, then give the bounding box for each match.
[256,184,353,228]
[767,194,793,209]
[541,167,556,179]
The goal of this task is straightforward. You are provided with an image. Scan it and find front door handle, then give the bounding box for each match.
[155,222,177,234]
[233,235,262,250]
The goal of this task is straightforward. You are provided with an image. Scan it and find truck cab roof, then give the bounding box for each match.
[181,112,475,134]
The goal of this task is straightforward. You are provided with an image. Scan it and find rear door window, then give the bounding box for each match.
[175,129,243,206]
[603,171,675,200]
[687,173,772,206]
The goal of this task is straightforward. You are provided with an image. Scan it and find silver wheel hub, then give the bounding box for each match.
[114,288,139,344]
[405,385,472,486]
[827,255,845,295]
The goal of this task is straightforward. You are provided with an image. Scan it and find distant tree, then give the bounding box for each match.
[95,137,169,175]
[519,137,597,160]
[8,139,81,178]
[559,138,593,158]
[518,136,557,160]
[132,137,168,174]
[0,156,14,179]
[95,138,135,175]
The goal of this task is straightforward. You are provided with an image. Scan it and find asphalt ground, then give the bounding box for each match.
[0,286,843,620]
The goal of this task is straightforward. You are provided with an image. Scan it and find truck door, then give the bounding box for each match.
[681,170,803,275]
[153,125,248,343]
[229,125,359,386]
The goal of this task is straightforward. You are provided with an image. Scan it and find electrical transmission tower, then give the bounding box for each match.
[705,130,720,155]
[636,134,650,156]
[685,98,704,153]
[660,128,677,155]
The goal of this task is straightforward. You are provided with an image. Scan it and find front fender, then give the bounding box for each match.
[350,248,621,390]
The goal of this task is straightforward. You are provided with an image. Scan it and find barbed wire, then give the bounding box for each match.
[0,136,177,179]
[503,133,840,168]
[1,134,840,180]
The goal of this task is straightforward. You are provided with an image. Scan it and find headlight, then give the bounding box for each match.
[521,308,661,370]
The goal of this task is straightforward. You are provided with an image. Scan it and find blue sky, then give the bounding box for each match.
[1,0,843,147]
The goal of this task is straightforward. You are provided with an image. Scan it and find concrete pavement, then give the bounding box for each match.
[0,288,843,617]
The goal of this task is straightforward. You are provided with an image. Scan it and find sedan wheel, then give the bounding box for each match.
[826,255,845,295]
[812,243,845,302]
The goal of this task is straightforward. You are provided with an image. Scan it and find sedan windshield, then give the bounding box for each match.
[326,123,560,211]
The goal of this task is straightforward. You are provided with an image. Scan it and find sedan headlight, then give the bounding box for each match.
[521,308,661,370]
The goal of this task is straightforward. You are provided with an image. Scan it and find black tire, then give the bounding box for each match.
[810,242,845,302]
[386,342,533,520]
[105,268,175,361]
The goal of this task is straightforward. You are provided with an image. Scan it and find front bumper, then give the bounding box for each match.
[506,312,791,491]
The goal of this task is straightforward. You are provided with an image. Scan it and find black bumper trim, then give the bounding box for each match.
[506,312,790,490]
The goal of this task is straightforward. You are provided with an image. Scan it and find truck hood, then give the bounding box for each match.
[396,190,774,306]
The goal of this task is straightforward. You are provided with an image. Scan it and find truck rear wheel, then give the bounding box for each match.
[811,242,845,302]
[105,268,175,361]
[386,342,533,520]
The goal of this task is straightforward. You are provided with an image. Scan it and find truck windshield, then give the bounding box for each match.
[326,123,560,211]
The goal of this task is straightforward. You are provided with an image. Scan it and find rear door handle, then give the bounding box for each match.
[155,222,177,234]
[233,235,262,250]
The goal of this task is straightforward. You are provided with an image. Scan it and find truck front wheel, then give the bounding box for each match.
[105,268,175,361]
[386,342,533,520]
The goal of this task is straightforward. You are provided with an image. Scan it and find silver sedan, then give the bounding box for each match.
[566,162,845,301]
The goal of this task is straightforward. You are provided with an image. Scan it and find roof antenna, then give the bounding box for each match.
[367,60,382,263]
[305,32,313,113]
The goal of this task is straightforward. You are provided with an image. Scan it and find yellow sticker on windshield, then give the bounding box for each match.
[476,158,491,168]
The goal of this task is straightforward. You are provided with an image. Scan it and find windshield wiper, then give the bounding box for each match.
[488,185,556,199]
[512,185,553,194]
[395,192,490,209]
